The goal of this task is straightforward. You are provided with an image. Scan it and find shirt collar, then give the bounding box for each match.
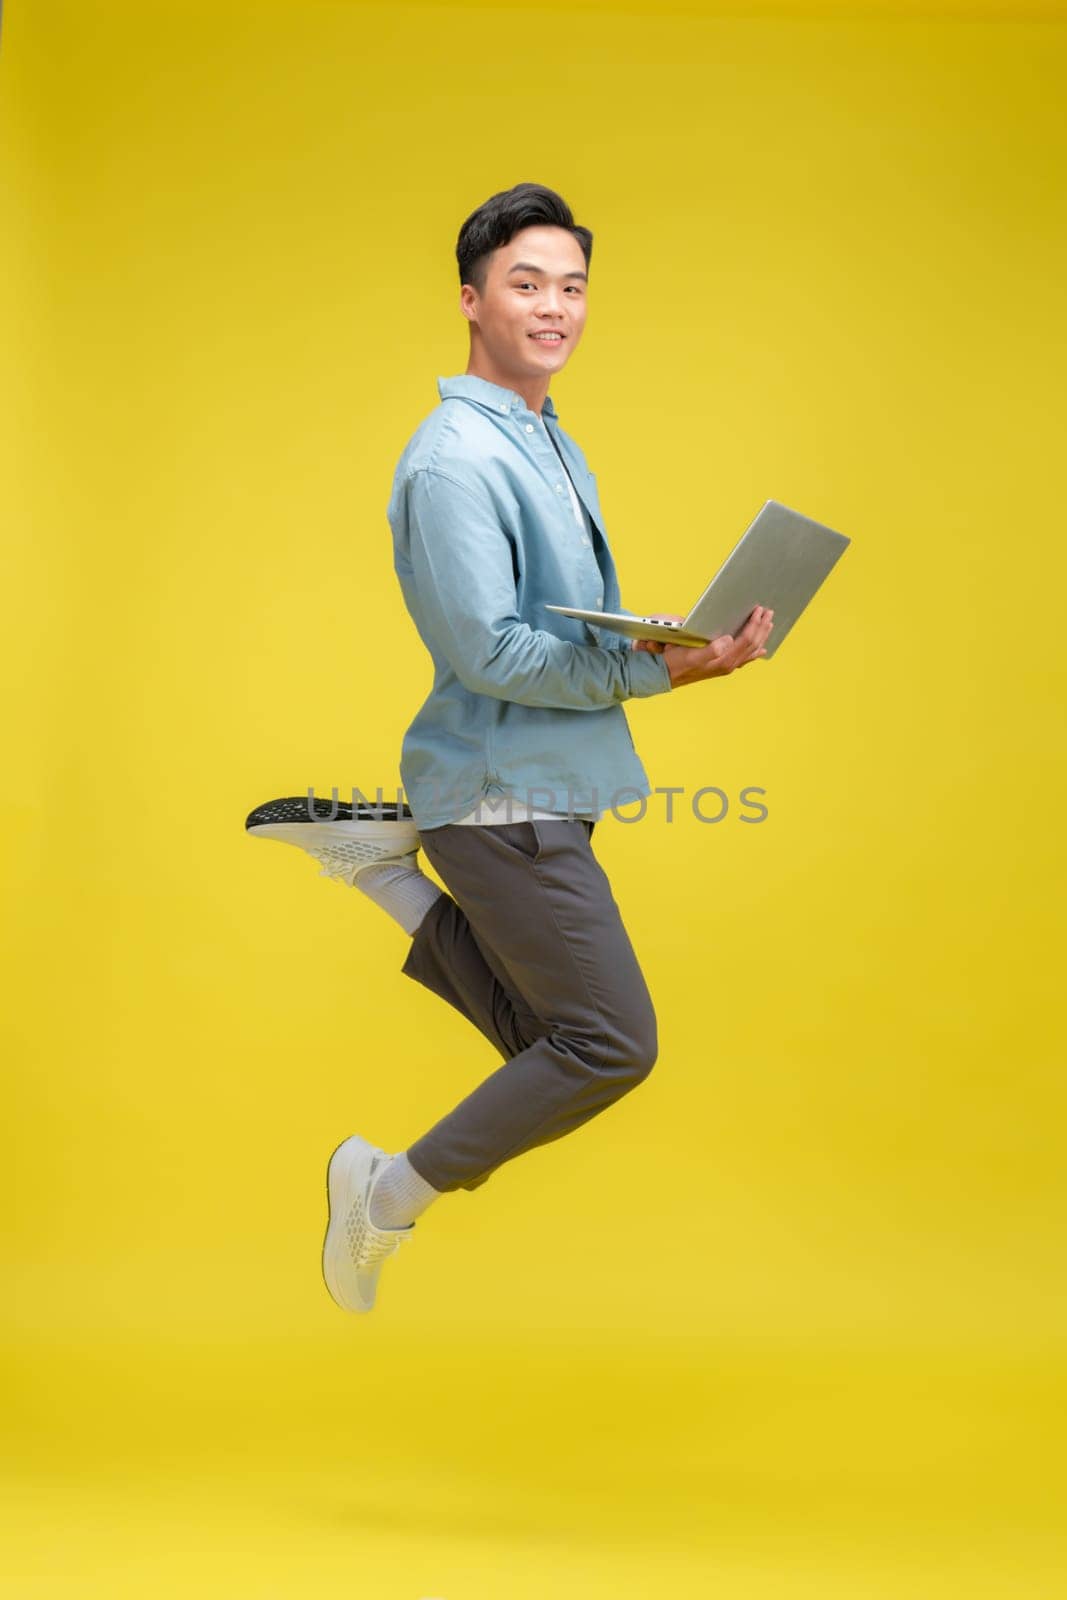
[437,373,557,420]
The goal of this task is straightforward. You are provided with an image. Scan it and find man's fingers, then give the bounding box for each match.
[692,615,773,674]
[739,607,774,655]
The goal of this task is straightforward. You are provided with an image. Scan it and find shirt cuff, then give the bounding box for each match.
[626,647,673,697]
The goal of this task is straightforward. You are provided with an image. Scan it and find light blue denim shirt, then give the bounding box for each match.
[387,373,672,830]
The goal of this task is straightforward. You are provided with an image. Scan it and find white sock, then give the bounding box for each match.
[369,1151,443,1229]
[354,855,444,935]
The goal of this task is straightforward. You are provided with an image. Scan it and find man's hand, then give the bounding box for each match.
[631,607,775,686]
[666,606,773,686]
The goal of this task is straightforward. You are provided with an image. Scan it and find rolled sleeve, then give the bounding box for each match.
[626,647,673,695]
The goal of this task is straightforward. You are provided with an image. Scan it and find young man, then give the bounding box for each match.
[246,182,773,1313]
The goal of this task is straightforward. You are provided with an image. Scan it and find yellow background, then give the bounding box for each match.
[3,1,1065,1595]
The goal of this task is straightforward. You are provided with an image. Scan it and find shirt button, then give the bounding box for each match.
[524,424,534,433]
[581,535,590,546]
[555,483,564,493]
[499,404,508,412]
[594,597,603,609]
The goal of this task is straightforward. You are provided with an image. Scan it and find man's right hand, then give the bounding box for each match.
[662,606,774,688]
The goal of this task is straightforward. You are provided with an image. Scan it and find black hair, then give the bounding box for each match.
[456,182,593,296]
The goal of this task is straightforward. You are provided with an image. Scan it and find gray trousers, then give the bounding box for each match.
[400,818,659,1193]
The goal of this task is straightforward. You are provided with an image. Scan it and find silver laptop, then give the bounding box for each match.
[546,499,851,658]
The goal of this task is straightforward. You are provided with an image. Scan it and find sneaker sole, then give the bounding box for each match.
[245,796,413,828]
[245,798,418,852]
[245,796,420,877]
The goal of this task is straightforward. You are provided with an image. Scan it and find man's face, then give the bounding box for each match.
[461,224,588,380]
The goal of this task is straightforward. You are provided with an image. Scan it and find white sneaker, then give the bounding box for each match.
[244,795,420,886]
[322,1135,416,1313]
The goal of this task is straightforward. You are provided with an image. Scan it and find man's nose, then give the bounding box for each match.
[536,288,566,316]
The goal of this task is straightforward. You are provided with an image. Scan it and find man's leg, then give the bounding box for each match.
[399,819,659,1193]
[398,858,553,1062]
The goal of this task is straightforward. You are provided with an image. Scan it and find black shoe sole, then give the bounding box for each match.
[245,795,414,831]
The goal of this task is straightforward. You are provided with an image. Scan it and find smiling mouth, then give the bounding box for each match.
[529,332,565,342]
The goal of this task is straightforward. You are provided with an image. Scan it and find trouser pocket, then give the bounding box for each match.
[494,821,544,864]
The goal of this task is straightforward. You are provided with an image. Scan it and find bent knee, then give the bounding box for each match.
[625,1013,659,1084]
[585,1006,659,1086]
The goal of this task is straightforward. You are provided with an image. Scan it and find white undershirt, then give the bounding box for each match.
[452,435,603,826]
